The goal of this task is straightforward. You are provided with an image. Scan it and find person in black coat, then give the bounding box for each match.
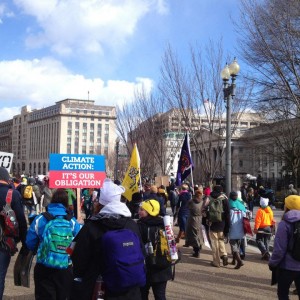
[0,167,28,299]
[143,185,166,216]
[137,199,172,300]
[70,179,145,300]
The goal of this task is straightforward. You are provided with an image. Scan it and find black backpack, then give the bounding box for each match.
[290,221,300,261]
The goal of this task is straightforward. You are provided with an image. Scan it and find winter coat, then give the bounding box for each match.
[254,206,273,230]
[176,190,192,216]
[269,210,300,271]
[137,216,172,283]
[71,214,144,300]
[185,198,203,248]
[228,210,246,240]
[26,203,82,258]
[0,182,27,251]
[42,187,56,208]
[208,192,230,234]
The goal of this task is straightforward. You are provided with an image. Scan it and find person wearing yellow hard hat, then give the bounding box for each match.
[137,199,172,300]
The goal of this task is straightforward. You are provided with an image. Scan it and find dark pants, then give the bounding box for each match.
[277,268,300,300]
[141,281,167,300]
[0,250,11,299]
[240,237,245,257]
[34,263,73,300]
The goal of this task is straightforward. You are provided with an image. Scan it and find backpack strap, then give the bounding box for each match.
[42,212,73,221]
[5,189,13,205]
[42,211,55,221]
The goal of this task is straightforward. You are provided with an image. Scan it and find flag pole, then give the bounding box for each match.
[188,133,194,194]
[190,164,195,195]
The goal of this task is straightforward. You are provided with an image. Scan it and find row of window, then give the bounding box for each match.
[68,108,111,116]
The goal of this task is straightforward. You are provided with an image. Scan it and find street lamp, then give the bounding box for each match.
[221,58,240,194]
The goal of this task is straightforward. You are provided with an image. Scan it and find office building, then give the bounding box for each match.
[2,98,116,175]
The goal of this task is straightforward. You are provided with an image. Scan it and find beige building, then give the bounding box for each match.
[2,99,116,176]
[130,108,264,181]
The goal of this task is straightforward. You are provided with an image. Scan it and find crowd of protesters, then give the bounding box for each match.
[1,169,300,299]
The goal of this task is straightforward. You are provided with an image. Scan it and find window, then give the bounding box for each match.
[239,160,243,167]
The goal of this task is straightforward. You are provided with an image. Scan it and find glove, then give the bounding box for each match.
[269,264,277,272]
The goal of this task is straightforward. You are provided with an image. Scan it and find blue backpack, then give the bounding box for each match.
[37,212,73,269]
[101,228,146,292]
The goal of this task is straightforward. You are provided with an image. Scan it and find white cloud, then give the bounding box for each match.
[0,58,153,121]
[12,0,169,56]
[0,3,15,23]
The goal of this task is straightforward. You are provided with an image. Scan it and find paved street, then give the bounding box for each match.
[3,206,296,300]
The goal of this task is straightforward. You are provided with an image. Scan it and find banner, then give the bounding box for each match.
[122,144,140,201]
[0,152,13,173]
[49,154,106,188]
[175,133,194,186]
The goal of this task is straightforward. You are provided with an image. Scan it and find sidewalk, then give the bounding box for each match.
[3,207,286,300]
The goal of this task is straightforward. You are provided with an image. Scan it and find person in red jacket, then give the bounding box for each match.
[254,197,275,260]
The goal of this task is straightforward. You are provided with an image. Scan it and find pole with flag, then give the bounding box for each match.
[175,133,194,188]
[122,143,141,201]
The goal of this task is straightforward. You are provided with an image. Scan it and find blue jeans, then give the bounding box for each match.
[178,212,189,232]
[256,227,271,255]
[0,250,11,299]
[277,268,300,300]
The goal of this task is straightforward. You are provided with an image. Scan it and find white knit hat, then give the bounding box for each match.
[260,197,269,208]
[99,178,125,205]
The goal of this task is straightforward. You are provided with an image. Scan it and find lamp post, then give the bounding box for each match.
[221,58,240,194]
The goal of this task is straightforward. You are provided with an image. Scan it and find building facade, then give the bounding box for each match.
[2,99,116,176]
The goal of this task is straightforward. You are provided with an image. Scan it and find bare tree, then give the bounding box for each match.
[238,0,300,186]
[116,88,180,180]
[158,42,251,185]
[238,0,300,117]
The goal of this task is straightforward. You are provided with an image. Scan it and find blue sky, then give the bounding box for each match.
[0,0,239,121]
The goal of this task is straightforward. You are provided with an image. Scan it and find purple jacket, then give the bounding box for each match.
[269,210,300,271]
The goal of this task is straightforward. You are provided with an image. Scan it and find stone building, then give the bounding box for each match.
[1,98,116,176]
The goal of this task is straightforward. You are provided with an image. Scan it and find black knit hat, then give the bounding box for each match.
[0,167,10,182]
[229,191,238,200]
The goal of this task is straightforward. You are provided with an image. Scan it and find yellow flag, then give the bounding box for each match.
[122,144,141,201]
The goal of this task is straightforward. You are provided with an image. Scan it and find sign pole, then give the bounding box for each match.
[76,188,83,223]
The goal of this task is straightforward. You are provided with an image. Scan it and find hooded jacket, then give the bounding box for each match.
[269,210,300,271]
[26,203,82,256]
[70,203,144,300]
[254,206,273,230]
[0,182,27,251]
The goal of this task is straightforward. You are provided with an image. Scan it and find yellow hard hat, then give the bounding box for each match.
[141,199,160,216]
